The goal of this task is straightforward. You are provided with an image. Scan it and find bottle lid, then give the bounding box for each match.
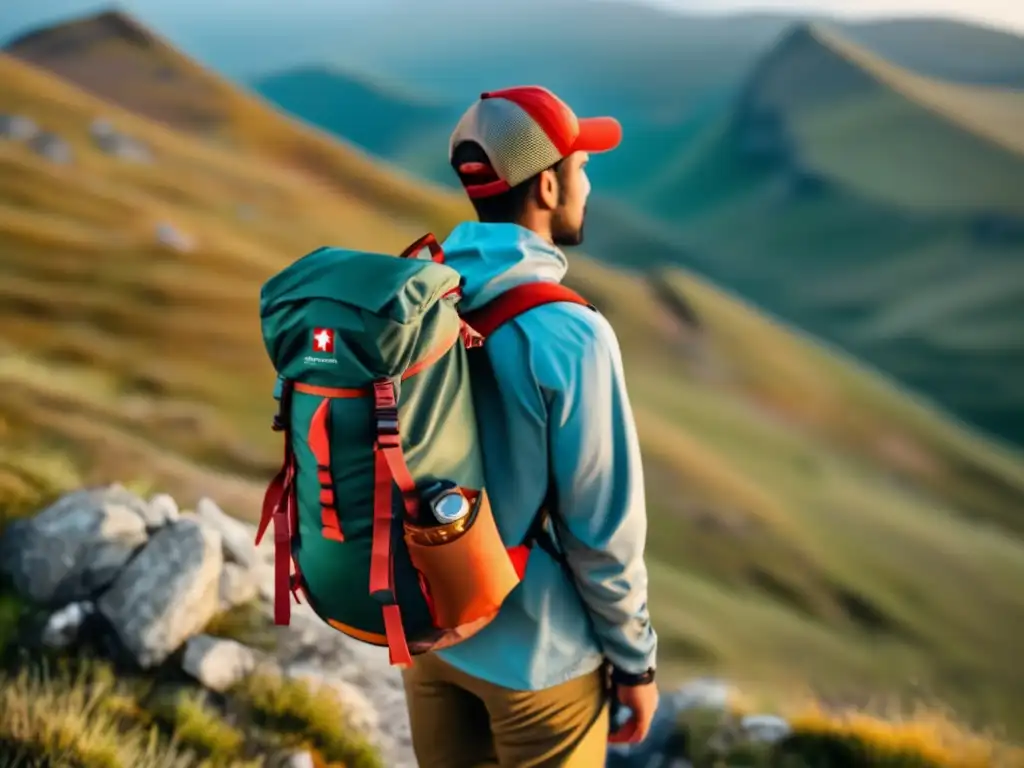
[431,489,469,524]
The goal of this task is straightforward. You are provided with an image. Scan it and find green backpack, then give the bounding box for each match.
[256,233,590,667]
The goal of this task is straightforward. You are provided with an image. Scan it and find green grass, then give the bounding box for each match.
[148,689,247,765]
[203,601,278,653]
[233,674,383,768]
[1,23,1023,758]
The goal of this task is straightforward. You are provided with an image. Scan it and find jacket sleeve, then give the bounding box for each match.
[538,305,658,675]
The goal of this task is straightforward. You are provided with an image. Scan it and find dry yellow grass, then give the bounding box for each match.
[673,688,1024,767]
[0,660,194,768]
[0,655,382,768]
[784,705,1024,768]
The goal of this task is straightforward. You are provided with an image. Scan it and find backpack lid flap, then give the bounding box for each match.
[260,247,461,324]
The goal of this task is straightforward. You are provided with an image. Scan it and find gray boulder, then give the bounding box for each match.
[0,485,149,605]
[98,517,222,668]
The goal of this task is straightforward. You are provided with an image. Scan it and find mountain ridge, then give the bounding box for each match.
[807,21,1024,160]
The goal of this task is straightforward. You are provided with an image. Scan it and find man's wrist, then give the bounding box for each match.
[611,665,656,686]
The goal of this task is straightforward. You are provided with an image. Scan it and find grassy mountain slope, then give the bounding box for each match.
[607,23,1024,449]
[2,13,1024,743]
[1,10,467,229]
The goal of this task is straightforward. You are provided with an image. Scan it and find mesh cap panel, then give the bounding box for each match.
[449,98,563,188]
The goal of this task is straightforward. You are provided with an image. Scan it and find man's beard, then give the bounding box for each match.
[552,205,587,247]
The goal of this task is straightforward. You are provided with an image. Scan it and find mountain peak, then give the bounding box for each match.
[5,9,160,55]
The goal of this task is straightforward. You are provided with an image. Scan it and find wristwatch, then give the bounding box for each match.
[611,666,656,686]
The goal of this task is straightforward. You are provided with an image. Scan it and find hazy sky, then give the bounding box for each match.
[637,0,1024,34]
[1,0,1023,45]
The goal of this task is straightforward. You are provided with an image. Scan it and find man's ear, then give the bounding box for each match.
[536,168,560,211]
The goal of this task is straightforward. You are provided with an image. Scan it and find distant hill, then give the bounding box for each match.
[251,66,461,186]
[3,9,1024,737]
[612,22,1024,448]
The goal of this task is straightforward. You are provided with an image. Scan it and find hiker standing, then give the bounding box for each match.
[402,86,660,768]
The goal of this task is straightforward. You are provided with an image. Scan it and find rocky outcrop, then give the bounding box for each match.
[0,485,412,765]
[1,484,800,768]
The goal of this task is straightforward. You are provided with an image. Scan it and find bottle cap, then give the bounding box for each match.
[431,489,469,524]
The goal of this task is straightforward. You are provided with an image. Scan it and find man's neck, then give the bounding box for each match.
[513,213,552,245]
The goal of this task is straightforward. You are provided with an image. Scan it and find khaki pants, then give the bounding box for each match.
[402,653,610,768]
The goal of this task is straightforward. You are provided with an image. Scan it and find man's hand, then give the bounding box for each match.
[608,680,660,745]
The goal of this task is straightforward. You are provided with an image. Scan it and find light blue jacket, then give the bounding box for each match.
[435,221,658,690]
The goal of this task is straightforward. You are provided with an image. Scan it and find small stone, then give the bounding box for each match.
[29,131,73,164]
[0,114,39,140]
[281,752,315,768]
[740,713,791,744]
[41,601,94,649]
[142,493,180,530]
[155,222,194,252]
[182,634,262,692]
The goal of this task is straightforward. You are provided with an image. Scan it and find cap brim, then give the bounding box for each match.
[573,116,622,153]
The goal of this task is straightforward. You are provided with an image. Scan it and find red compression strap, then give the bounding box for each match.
[309,398,344,542]
[370,380,415,667]
[257,433,298,625]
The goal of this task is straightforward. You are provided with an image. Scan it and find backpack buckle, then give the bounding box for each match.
[375,410,399,435]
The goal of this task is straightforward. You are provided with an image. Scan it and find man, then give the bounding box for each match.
[402,86,659,768]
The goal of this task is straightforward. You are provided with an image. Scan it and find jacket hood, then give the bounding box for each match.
[441,222,567,312]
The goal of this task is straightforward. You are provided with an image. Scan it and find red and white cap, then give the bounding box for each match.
[449,85,622,198]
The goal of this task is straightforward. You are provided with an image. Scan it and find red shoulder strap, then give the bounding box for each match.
[460,282,591,338]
